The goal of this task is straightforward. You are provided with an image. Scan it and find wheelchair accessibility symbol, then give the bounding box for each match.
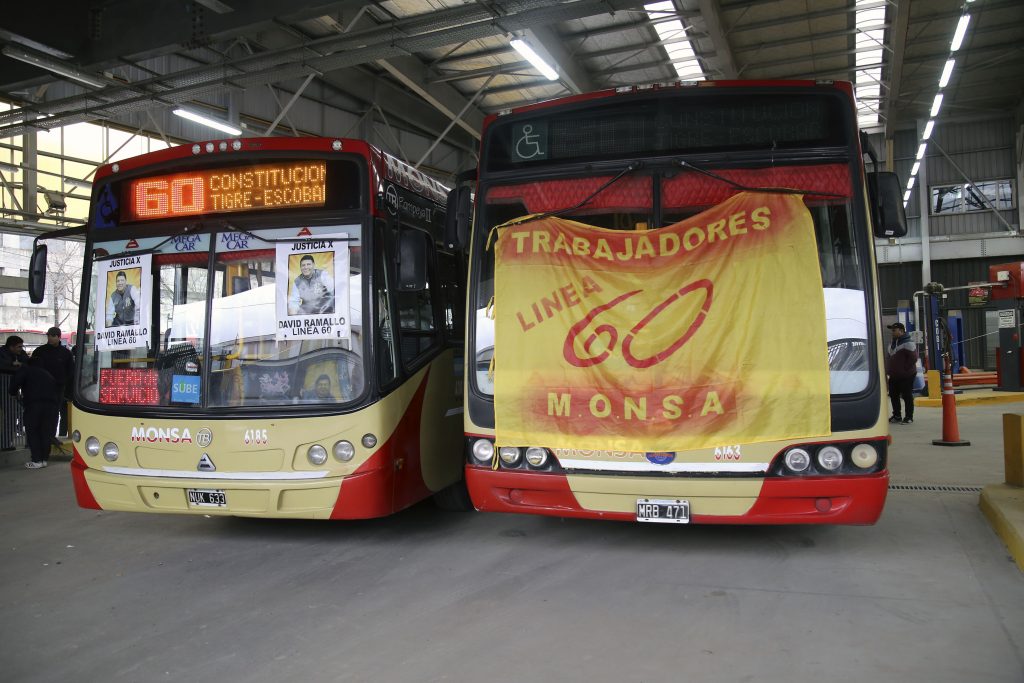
[513,122,547,161]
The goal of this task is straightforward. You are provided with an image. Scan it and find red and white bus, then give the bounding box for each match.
[32,137,470,518]
[450,81,906,525]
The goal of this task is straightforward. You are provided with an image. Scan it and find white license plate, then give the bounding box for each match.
[187,488,227,507]
[636,498,690,524]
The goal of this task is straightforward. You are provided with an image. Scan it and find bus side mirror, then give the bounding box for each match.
[868,171,908,238]
[28,242,48,304]
[444,186,472,251]
[398,230,428,292]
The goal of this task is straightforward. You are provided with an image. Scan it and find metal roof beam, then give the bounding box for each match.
[521,26,596,95]
[695,0,737,79]
[376,56,485,140]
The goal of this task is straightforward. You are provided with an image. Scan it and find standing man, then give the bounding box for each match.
[288,254,335,315]
[32,327,73,437]
[106,270,140,326]
[886,322,918,424]
[0,335,29,451]
[9,356,60,468]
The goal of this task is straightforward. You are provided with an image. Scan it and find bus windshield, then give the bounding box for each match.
[472,162,868,398]
[77,223,366,409]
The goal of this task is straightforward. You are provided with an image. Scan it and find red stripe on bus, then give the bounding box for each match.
[70,447,103,510]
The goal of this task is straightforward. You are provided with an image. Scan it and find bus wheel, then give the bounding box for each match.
[433,478,474,511]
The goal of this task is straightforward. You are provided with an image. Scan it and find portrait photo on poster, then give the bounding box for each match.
[287,251,335,315]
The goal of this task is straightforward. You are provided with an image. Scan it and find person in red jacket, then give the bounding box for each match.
[886,322,918,424]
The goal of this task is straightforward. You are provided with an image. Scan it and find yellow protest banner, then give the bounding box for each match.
[492,191,831,452]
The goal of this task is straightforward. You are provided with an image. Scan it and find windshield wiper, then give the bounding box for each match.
[676,159,845,199]
[498,162,641,228]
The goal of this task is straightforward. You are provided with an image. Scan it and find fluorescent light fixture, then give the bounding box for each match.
[930,93,943,117]
[1,45,107,88]
[903,190,912,203]
[939,59,955,88]
[173,108,242,136]
[907,176,915,190]
[63,177,92,190]
[922,120,935,140]
[951,14,971,52]
[0,161,20,174]
[911,161,921,177]
[510,39,558,81]
[916,143,928,160]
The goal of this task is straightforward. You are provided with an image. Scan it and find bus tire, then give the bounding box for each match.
[433,478,474,511]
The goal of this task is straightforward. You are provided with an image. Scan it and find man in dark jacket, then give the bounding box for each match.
[0,335,29,451]
[31,326,73,437]
[886,322,918,424]
[9,356,60,468]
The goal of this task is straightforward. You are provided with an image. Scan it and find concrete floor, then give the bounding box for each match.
[2,405,1024,682]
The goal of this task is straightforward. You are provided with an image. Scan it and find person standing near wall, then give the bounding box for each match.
[32,327,73,438]
[0,335,29,451]
[886,322,918,425]
[9,356,60,468]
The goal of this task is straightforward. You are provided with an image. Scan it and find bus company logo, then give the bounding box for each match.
[645,451,676,465]
[296,227,312,237]
[196,428,213,448]
[173,235,201,252]
[130,426,194,444]
[197,454,216,472]
[125,239,140,249]
[220,233,249,250]
[384,184,399,216]
[713,445,742,461]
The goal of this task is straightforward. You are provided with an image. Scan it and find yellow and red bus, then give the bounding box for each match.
[450,81,907,525]
[31,137,470,518]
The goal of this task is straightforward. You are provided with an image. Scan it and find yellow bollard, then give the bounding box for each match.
[927,369,941,400]
[1005,414,1024,487]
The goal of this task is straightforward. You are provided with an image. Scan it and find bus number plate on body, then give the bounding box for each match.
[636,498,690,523]
[186,489,227,507]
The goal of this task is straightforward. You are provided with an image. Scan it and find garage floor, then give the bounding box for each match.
[2,404,1023,682]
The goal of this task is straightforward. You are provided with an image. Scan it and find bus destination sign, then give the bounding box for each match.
[125,161,327,222]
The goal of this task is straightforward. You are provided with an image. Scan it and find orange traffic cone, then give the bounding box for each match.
[932,359,970,447]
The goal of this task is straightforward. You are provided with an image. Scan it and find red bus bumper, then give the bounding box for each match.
[466,466,888,525]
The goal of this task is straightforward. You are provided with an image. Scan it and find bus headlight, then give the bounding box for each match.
[817,446,843,472]
[307,445,328,466]
[333,440,355,462]
[851,443,879,469]
[498,447,521,466]
[85,436,100,457]
[471,439,494,464]
[71,430,81,443]
[783,448,810,473]
[525,447,549,468]
[102,442,119,462]
[361,433,378,449]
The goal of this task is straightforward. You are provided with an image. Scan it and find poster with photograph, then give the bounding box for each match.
[275,235,350,341]
[96,253,153,351]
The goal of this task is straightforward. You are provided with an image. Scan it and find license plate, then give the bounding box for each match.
[636,498,690,524]
[186,489,227,507]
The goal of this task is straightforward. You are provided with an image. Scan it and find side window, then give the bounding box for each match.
[397,230,440,366]
[437,252,465,342]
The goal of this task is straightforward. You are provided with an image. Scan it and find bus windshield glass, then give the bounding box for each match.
[472,163,868,399]
[77,224,366,409]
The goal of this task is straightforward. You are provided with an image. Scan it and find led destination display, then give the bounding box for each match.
[125,161,327,221]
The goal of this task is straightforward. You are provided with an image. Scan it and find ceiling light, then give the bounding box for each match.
[63,177,92,190]
[939,59,955,88]
[173,108,242,136]
[951,15,971,52]
[911,161,920,177]
[1,45,107,88]
[922,120,935,140]
[903,190,912,203]
[907,176,915,190]
[930,93,943,117]
[0,161,20,174]
[916,143,927,160]
[510,39,558,81]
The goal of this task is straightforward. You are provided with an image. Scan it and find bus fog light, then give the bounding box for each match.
[817,446,843,471]
[102,442,119,462]
[783,448,810,473]
[71,430,81,443]
[333,440,355,462]
[851,443,879,469]
[498,447,521,466]
[85,436,100,457]
[307,445,328,466]
[525,447,549,468]
[471,439,494,463]
[361,433,377,449]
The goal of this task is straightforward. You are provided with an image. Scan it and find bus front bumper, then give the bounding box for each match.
[465,466,888,525]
